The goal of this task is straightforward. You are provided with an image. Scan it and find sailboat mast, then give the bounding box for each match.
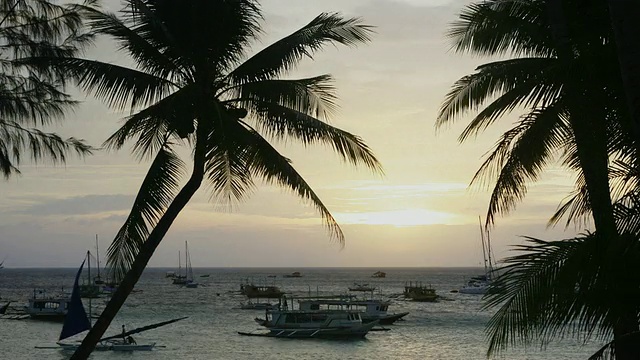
[478,216,488,274]
[486,227,494,274]
[95,234,101,279]
[178,250,182,276]
[87,250,92,327]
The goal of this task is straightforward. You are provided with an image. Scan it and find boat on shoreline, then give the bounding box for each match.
[372,271,386,278]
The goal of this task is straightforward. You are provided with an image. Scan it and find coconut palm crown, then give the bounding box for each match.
[43,1,380,357]
[39,0,381,281]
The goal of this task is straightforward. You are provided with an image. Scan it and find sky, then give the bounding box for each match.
[0,0,587,268]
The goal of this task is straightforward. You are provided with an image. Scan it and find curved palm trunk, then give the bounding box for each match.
[70,131,207,359]
[608,0,640,159]
[547,1,639,358]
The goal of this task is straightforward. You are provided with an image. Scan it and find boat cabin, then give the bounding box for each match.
[264,309,363,329]
[25,290,69,320]
[298,298,390,316]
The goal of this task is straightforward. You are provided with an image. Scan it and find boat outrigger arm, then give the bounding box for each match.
[99,317,189,342]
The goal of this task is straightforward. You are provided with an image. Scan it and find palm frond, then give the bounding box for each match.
[237,121,345,244]
[437,58,562,132]
[79,5,187,84]
[548,173,591,228]
[224,75,338,119]
[244,101,381,172]
[26,57,176,111]
[229,12,373,83]
[449,0,554,57]
[103,84,196,159]
[106,145,185,282]
[485,234,606,355]
[471,104,568,225]
[0,118,92,178]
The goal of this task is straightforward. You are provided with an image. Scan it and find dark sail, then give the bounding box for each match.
[59,259,91,341]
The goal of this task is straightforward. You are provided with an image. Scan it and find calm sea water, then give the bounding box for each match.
[0,267,600,359]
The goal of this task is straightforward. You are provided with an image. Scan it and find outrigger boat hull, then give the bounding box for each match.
[363,311,409,325]
[239,322,376,339]
[56,341,156,351]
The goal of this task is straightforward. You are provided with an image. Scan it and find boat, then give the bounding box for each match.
[50,258,186,351]
[297,296,408,325]
[24,289,69,321]
[247,297,377,339]
[200,274,210,278]
[165,271,176,278]
[283,271,302,278]
[348,283,376,292]
[240,279,284,298]
[93,235,105,286]
[372,271,386,278]
[459,217,496,295]
[239,300,279,310]
[79,249,103,298]
[404,282,438,302]
[172,250,189,285]
[183,241,198,288]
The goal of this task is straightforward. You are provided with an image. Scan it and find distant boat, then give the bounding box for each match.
[172,247,188,285]
[348,283,376,292]
[459,217,495,295]
[79,249,102,299]
[371,271,386,278]
[199,274,210,278]
[404,281,437,302]
[240,279,284,299]
[183,241,198,288]
[283,271,302,278]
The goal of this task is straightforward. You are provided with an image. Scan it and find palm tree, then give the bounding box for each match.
[37,1,380,357]
[0,0,94,178]
[607,0,640,157]
[440,0,640,357]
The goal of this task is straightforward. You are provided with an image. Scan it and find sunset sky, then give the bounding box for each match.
[0,0,586,268]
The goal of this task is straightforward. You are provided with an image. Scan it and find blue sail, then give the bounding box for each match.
[59,259,91,341]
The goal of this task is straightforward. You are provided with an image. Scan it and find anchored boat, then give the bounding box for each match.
[42,258,186,351]
[297,296,408,325]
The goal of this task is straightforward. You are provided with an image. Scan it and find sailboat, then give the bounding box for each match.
[50,258,187,351]
[79,250,102,298]
[172,249,188,285]
[459,217,495,295]
[172,242,198,287]
[93,235,104,286]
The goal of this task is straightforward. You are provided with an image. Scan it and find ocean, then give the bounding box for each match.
[0,267,600,359]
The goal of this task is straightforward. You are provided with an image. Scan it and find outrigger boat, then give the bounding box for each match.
[243,297,377,339]
[297,296,409,325]
[38,258,187,351]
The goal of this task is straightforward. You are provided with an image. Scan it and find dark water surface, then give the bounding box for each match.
[0,267,599,359]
